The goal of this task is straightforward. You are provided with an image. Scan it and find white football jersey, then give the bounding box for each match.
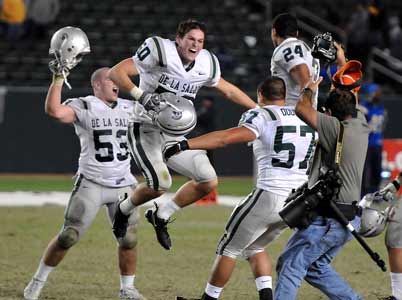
[271,37,320,107]
[133,36,220,101]
[64,96,137,187]
[240,105,316,196]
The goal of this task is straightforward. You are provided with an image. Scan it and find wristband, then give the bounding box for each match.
[52,75,64,87]
[179,140,189,151]
[392,180,401,191]
[129,86,144,100]
[301,87,314,98]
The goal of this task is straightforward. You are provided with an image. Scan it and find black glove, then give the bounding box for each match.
[163,140,189,161]
[138,92,161,111]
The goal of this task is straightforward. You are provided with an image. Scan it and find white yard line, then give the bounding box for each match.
[0,192,242,208]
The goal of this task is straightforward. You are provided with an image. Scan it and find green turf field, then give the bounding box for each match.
[0,205,391,300]
[0,175,254,196]
[0,175,393,299]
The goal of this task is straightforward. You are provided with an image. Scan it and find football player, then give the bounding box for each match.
[108,19,257,250]
[164,77,315,300]
[23,67,146,300]
[270,13,320,107]
[375,173,402,300]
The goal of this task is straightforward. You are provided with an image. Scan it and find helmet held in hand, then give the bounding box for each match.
[49,26,91,73]
[311,32,337,64]
[358,207,387,237]
[154,93,197,136]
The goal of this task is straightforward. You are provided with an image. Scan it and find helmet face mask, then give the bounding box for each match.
[311,32,337,64]
[49,26,90,74]
[154,93,197,136]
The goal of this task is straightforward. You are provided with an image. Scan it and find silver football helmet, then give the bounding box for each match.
[358,207,387,238]
[154,93,197,136]
[49,26,90,88]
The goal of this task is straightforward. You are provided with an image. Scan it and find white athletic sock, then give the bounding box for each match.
[157,200,180,220]
[255,276,272,291]
[391,272,402,300]
[120,275,135,289]
[205,282,223,299]
[33,260,54,282]
[119,197,136,215]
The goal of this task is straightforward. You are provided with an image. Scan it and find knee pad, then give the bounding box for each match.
[242,249,264,260]
[193,152,217,183]
[57,227,79,249]
[152,162,172,191]
[385,203,402,248]
[118,226,138,249]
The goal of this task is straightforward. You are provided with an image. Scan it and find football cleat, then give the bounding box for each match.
[145,203,172,250]
[378,297,397,300]
[176,297,202,300]
[24,278,45,300]
[113,202,129,239]
[119,287,147,300]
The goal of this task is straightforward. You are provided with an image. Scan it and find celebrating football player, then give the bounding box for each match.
[165,77,315,300]
[24,27,146,300]
[360,172,402,300]
[270,13,320,107]
[383,173,402,300]
[108,19,257,251]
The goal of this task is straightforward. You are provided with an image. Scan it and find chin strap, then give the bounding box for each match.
[62,69,72,89]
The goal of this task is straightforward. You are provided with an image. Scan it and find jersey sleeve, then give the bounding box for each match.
[205,51,221,87]
[132,37,160,74]
[317,112,339,152]
[274,42,310,73]
[63,98,86,122]
[238,109,266,139]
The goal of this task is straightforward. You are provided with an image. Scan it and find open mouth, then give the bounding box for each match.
[189,48,197,54]
[112,87,118,94]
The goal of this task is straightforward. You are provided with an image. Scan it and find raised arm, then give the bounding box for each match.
[334,42,347,68]
[214,77,257,109]
[45,75,76,124]
[295,77,323,130]
[108,58,142,99]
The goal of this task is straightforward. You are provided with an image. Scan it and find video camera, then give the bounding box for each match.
[311,32,337,64]
[279,169,342,229]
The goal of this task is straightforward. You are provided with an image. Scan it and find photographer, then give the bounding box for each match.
[274,66,370,299]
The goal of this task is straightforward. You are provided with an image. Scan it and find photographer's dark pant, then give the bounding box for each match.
[275,216,362,300]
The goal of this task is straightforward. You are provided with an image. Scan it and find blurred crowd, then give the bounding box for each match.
[0,0,60,43]
[345,0,402,69]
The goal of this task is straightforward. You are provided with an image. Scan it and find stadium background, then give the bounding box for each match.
[1,0,402,177]
[1,1,402,299]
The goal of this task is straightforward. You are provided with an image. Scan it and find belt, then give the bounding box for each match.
[318,202,361,221]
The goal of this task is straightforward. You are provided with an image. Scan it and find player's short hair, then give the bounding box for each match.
[257,77,286,101]
[90,67,109,87]
[324,89,357,120]
[176,19,206,38]
[272,13,298,38]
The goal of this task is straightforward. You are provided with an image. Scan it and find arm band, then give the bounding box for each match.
[52,75,64,87]
[301,87,314,98]
[129,86,144,100]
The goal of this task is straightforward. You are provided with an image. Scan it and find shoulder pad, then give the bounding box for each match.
[262,107,279,121]
[150,36,167,67]
[205,49,218,80]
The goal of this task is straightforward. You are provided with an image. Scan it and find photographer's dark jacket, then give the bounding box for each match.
[308,110,369,203]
